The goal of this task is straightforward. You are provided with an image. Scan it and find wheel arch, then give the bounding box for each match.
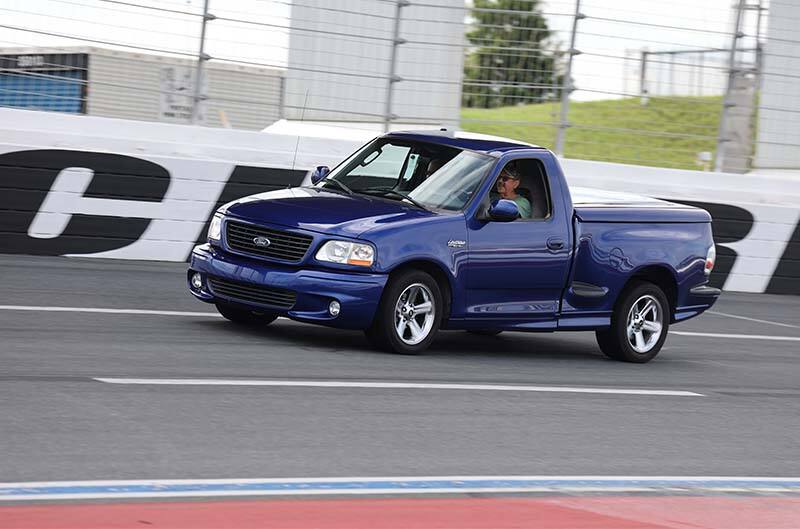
[621,265,678,320]
[388,259,454,323]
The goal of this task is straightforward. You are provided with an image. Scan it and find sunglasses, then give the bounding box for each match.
[498,175,518,182]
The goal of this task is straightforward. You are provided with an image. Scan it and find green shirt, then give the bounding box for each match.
[512,195,532,219]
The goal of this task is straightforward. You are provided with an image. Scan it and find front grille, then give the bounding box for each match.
[225,220,313,262]
[208,276,297,310]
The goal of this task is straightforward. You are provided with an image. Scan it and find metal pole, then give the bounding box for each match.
[384,0,408,133]
[669,53,676,97]
[554,0,583,156]
[278,76,285,120]
[754,0,765,85]
[714,0,746,172]
[192,0,213,124]
[639,49,648,104]
[698,52,704,96]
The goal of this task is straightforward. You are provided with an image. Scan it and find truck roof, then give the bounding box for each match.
[385,130,543,155]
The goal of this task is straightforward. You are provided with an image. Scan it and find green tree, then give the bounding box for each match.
[463,0,562,108]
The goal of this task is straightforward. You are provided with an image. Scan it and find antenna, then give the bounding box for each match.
[290,89,310,173]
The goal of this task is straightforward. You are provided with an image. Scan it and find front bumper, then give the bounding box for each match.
[188,244,387,329]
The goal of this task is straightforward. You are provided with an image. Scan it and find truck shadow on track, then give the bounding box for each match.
[190,319,605,361]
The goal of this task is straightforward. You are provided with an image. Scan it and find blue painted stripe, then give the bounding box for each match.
[2,478,800,497]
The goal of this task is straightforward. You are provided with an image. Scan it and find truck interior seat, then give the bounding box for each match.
[515,160,550,219]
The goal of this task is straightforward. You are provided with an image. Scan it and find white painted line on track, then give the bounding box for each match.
[708,310,800,330]
[673,331,800,342]
[94,377,703,397]
[0,305,221,318]
[4,305,798,342]
[1,476,799,501]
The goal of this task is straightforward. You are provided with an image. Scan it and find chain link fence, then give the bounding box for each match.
[1,0,797,173]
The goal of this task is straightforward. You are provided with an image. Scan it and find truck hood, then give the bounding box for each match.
[223,187,435,238]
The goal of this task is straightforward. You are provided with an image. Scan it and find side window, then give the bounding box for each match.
[511,159,552,220]
[348,143,411,187]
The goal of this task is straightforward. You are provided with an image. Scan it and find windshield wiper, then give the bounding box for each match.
[322,178,353,195]
[359,188,430,211]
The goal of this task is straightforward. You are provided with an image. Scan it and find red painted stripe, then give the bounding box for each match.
[1,497,799,529]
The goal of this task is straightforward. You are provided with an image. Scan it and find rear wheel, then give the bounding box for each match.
[596,281,669,363]
[365,269,442,355]
[215,303,278,326]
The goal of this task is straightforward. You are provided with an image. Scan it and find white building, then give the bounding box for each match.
[0,47,284,130]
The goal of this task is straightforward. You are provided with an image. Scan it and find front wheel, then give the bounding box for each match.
[215,303,278,326]
[596,281,670,363]
[365,269,442,355]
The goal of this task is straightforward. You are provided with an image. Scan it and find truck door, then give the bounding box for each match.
[464,155,572,323]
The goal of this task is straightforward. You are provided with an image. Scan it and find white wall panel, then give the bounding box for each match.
[754,1,800,169]
[285,0,464,126]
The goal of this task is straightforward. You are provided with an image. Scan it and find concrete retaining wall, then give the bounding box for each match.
[1,107,798,294]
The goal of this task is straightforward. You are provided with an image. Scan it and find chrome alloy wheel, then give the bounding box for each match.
[626,294,664,353]
[394,283,436,345]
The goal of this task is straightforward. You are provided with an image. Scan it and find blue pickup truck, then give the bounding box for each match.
[188,130,720,363]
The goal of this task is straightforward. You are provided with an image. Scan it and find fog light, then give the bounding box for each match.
[329,300,341,317]
[191,272,203,290]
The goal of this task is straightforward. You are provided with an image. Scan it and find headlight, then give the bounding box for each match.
[208,214,222,241]
[315,240,375,267]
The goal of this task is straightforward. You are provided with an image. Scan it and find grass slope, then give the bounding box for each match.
[461,96,722,170]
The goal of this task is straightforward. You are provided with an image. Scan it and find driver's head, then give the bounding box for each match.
[496,165,520,199]
[426,158,445,177]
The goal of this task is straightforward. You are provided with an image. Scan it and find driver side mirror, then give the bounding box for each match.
[484,199,519,222]
[310,166,330,184]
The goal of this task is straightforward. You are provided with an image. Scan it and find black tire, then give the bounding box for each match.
[595,280,670,363]
[215,303,278,326]
[467,329,503,336]
[365,269,443,355]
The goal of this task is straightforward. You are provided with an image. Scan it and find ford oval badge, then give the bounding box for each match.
[253,236,271,247]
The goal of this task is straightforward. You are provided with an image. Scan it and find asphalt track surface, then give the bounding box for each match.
[1,254,799,484]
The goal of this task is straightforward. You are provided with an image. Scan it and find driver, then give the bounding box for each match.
[426,158,446,177]
[493,165,531,219]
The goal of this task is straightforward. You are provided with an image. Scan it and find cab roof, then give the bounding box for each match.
[385,129,544,156]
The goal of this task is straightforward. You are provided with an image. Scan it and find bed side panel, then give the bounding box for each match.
[560,219,711,327]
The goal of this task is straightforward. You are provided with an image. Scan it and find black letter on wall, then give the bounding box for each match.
[0,150,170,256]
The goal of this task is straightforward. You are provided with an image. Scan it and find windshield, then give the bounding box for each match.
[316,138,495,211]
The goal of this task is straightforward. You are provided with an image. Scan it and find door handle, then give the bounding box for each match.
[547,238,565,251]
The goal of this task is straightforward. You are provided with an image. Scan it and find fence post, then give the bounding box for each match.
[639,49,649,104]
[384,0,408,133]
[554,0,583,157]
[192,0,213,124]
[714,0,747,172]
[754,0,765,87]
